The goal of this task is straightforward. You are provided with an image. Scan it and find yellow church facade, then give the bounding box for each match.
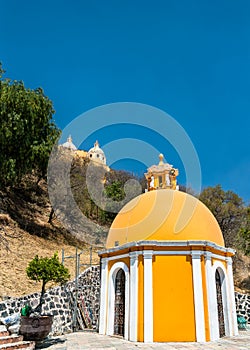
[98,189,238,342]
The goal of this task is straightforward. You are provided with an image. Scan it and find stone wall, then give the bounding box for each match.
[0,265,100,336]
[76,265,100,329]
[235,291,250,323]
[0,265,249,337]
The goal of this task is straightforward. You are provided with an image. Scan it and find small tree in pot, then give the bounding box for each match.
[20,253,70,341]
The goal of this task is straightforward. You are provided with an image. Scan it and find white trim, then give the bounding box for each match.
[205,252,218,341]
[129,252,139,341]
[107,262,130,340]
[106,253,130,261]
[103,250,229,261]
[99,240,235,256]
[99,258,108,334]
[211,253,227,261]
[143,250,153,343]
[155,251,228,260]
[212,261,230,338]
[226,257,238,336]
[154,250,191,255]
[191,252,206,342]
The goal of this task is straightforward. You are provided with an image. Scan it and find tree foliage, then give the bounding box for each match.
[238,207,250,255]
[0,63,60,187]
[199,185,246,247]
[26,253,70,312]
[105,180,125,202]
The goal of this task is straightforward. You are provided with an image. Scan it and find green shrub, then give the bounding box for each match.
[26,253,70,313]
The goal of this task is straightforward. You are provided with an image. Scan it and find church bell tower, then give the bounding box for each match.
[144,154,179,191]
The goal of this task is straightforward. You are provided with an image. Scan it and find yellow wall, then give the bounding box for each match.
[152,255,196,342]
[212,258,227,270]
[108,257,130,271]
[137,254,144,342]
[201,256,210,341]
[154,176,159,188]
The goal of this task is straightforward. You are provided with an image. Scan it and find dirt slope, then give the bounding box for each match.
[0,178,105,299]
[0,221,100,298]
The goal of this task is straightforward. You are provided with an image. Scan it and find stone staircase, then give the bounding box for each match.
[0,326,35,350]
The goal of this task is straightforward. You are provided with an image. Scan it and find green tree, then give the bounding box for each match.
[199,185,245,247]
[238,207,250,255]
[26,253,70,313]
[105,180,125,202]
[101,180,126,222]
[0,63,60,187]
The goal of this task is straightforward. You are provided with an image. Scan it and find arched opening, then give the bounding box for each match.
[107,262,129,339]
[114,268,125,336]
[215,269,225,337]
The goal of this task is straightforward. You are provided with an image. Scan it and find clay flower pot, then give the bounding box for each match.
[19,315,53,341]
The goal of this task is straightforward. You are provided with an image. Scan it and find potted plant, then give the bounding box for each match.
[19,253,70,341]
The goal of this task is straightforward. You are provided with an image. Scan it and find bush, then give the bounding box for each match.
[26,253,70,313]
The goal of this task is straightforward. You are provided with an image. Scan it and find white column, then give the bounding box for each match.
[129,251,139,341]
[191,251,206,342]
[99,258,108,334]
[143,250,153,343]
[226,257,238,336]
[205,252,218,340]
[124,267,130,341]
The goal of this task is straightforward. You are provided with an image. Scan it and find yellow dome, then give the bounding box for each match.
[106,189,224,248]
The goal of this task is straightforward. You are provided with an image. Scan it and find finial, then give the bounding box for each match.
[67,135,72,143]
[94,140,99,147]
[159,153,164,165]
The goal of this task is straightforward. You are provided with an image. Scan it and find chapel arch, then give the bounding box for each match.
[114,268,125,336]
[107,262,130,340]
[215,268,226,337]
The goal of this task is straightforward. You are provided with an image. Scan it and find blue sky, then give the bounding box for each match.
[1,0,250,203]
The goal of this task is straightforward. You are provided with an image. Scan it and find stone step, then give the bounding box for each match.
[0,335,23,345]
[0,333,8,338]
[0,326,8,337]
[0,340,35,350]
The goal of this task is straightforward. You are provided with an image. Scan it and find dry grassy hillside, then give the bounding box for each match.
[0,178,106,300]
[233,251,250,293]
[0,220,100,299]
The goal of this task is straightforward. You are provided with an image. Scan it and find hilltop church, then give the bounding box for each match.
[61,136,108,168]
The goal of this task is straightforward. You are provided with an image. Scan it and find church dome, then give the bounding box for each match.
[106,189,224,248]
[87,140,106,165]
[61,135,77,151]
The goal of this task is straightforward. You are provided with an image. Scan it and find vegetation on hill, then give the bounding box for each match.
[69,154,146,226]
[199,185,248,249]
[238,208,250,256]
[198,185,250,291]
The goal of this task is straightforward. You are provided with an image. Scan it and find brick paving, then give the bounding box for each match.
[36,329,250,350]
